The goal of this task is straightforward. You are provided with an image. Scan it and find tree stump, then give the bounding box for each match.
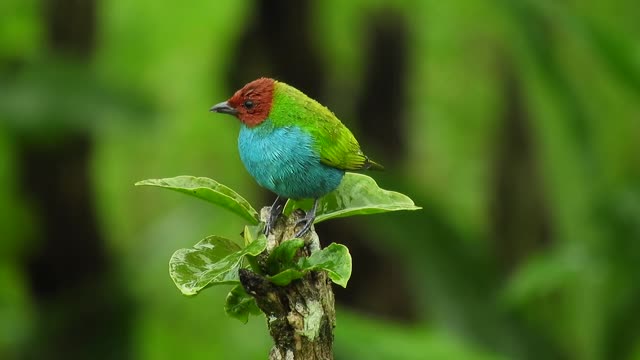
[240,207,335,360]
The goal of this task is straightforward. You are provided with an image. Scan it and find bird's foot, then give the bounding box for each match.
[294,199,319,238]
[265,196,288,235]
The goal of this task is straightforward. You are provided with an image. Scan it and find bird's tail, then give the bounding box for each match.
[364,157,385,171]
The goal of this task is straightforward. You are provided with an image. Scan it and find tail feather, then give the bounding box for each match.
[364,156,384,171]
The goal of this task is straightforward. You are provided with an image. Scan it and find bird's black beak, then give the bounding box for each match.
[209,101,238,115]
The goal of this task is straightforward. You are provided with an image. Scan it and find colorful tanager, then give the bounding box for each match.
[210,78,383,236]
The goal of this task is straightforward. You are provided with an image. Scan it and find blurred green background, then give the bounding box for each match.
[1,0,639,359]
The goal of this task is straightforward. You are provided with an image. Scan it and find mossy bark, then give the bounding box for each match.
[239,207,335,360]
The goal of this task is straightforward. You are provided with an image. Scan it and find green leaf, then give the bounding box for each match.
[268,243,352,288]
[169,234,267,296]
[266,239,305,275]
[224,285,262,324]
[243,224,264,273]
[242,223,264,246]
[135,176,259,224]
[285,173,420,223]
[302,243,352,288]
[268,268,305,286]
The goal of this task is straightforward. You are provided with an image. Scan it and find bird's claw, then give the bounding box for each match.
[265,196,287,235]
[294,217,314,238]
[266,197,319,238]
[293,198,319,238]
[265,213,280,235]
[264,220,274,235]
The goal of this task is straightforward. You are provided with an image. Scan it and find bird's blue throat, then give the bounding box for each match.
[238,119,344,200]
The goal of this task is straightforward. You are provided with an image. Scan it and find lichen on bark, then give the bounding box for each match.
[240,207,336,360]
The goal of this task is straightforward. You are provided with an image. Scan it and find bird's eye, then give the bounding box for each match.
[243,100,254,109]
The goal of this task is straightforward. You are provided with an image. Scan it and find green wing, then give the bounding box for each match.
[313,113,383,171]
[271,82,383,171]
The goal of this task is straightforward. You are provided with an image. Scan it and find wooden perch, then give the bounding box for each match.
[239,207,335,360]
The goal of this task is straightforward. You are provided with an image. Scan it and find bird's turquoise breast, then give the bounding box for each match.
[238,119,344,199]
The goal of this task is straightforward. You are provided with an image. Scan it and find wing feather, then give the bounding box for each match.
[271,82,383,171]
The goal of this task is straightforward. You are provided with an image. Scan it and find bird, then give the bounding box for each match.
[210,77,383,237]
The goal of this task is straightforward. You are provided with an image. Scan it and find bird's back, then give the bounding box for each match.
[269,81,383,171]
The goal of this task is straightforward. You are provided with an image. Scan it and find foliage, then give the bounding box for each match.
[136,176,260,225]
[285,173,421,223]
[167,234,265,295]
[137,174,418,322]
[268,242,352,288]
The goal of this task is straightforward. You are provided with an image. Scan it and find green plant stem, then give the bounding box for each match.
[240,207,335,360]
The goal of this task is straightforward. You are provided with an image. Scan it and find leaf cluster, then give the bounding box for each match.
[135,174,419,322]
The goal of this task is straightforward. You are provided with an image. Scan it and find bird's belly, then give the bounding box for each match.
[238,124,344,199]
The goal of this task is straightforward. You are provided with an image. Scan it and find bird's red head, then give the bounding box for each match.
[210,78,275,127]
